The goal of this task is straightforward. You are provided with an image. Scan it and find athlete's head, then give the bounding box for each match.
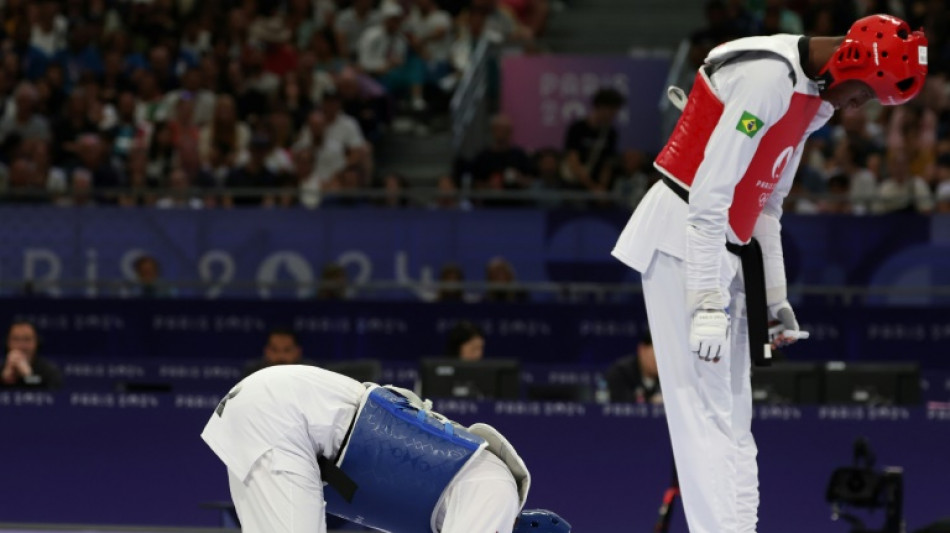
[818,14,927,108]
[513,509,571,533]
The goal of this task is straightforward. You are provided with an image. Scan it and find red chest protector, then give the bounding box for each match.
[655,70,822,241]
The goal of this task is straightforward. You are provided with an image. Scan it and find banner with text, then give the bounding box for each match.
[500,55,670,152]
[3,298,949,368]
[1,208,949,305]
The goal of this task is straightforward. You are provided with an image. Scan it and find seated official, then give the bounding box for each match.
[605,329,661,404]
[243,327,317,377]
[1,321,61,389]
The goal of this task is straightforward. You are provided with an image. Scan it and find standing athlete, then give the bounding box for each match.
[611,14,927,533]
[201,365,570,533]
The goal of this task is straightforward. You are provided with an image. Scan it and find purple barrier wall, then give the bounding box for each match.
[4,298,950,370]
[1,393,948,532]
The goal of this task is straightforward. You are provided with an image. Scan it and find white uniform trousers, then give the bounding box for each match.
[229,449,328,533]
[642,251,759,533]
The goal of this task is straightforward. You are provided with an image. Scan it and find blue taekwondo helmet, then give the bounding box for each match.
[513,509,571,533]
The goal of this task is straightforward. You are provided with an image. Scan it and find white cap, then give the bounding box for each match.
[380,1,404,18]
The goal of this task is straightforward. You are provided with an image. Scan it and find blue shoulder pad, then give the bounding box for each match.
[324,387,486,533]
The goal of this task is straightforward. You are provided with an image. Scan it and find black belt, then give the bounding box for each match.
[663,177,772,367]
[317,410,360,503]
[662,175,689,203]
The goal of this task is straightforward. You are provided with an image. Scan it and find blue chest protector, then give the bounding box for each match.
[323,386,486,533]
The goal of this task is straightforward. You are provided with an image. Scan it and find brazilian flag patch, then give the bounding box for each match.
[736,111,764,138]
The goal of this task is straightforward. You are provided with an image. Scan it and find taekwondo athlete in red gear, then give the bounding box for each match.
[611,14,927,533]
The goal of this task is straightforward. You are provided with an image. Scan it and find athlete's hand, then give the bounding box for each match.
[768,300,809,349]
[689,310,729,363]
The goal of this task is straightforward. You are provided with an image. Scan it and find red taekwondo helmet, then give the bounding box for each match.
[818,14,928,106]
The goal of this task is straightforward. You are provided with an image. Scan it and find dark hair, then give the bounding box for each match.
[591,88,625,110]
[937,153,950,169]
[321,263,346,279]
[440,262,464,280]
[133,254,160,272]
[445,321,484,357]
[639,328,652,346]
[827,173,850,192]
[267,327,299,345]
[845,141,869,168]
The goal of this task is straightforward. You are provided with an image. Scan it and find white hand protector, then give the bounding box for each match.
[689,310,730,363]
[768,300,809,347]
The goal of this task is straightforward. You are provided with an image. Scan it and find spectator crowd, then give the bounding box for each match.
[684,0,950,214]
[454,0,950,216]
[0,0,547,207]
[0,0,947,214]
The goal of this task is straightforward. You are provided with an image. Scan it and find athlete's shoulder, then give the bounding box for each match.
[707,34,801,65]
[711,56,794,112]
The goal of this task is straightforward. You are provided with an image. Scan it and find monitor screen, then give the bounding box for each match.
[823,362,921,406]
[420,358,521,400]
[322,359,383,384]
[751,362,823,405]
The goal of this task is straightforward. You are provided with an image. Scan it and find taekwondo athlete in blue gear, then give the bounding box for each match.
[323,385,573,533]
[201,365,572,533]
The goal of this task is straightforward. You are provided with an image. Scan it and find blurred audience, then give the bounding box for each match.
[500,0,549,37]
[873,152,935,214]
[379,172,409,207]
[336,0,382,59]
[2,321,61,389]
[358,3,426,112]
[156,168,203,209]
[445,320,485,361]
[436,262,467,302]
[562,88,624,194]
[322,90,372,174]
[406,0,455,86]
[431,174,472,210]
[612,149,654,210]
[484,255,528,302]
[227,134,281,207]
[316,262,349,300]
[0,0,941,214]
[294,110,347,191]
[469,113,532,205]
[0,82,51,147]
[130,253,174,298]
[682,0,950,216]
